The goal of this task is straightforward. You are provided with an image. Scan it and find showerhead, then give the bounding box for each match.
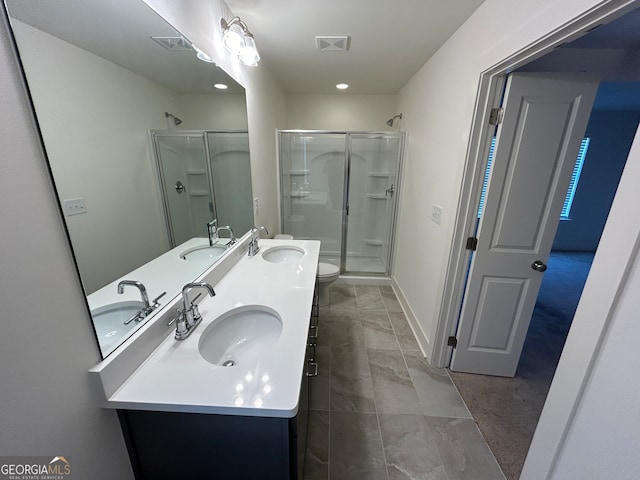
[386,113,403,127]
[165,111,183,126]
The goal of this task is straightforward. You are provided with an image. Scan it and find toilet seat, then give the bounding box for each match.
[318,262,340,279]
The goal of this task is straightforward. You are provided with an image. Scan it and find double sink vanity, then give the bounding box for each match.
[91,234,321,479]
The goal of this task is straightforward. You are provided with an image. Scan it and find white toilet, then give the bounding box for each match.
[275,234,340,306]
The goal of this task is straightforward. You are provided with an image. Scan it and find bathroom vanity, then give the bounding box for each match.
[90,237,321,480]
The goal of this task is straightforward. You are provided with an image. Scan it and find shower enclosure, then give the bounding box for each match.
[279,131,405,276]
[151,130,253,247]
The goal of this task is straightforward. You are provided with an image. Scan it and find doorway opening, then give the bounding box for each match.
[441,6,640,480]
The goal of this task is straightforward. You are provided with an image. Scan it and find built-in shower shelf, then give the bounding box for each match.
[189,191,209,197]
[363,239,384,246]
[290,192,310,198]
[289,170,310,175]
[366,194,388,200]
[367,172,391,177]
[186,170,207,175]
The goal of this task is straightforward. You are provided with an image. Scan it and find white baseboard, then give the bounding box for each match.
[391,278,431,360]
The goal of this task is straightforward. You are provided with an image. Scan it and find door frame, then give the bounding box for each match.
[433,0,639,477]
[433,0,639,368]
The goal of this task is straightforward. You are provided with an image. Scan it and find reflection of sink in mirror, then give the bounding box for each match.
[261,246,306,264]
[198,306,283,367]
[91,301,144,356]
[180,244,227,261]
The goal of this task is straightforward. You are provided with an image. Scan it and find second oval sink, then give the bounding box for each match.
[198,305,283,367]
[262,246,305,263]
[180,244,227,261]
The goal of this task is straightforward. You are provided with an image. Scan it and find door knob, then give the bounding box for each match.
[175,180,186,194]
[531,260,547,272]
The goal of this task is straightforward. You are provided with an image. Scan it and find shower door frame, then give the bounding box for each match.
[278,130,406,277]
[150,129,249,248]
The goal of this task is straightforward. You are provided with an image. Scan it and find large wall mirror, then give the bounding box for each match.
[6,0,253,357]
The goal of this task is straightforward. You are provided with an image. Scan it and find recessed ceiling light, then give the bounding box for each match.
[336,83,349,90]
[214,83,228,90]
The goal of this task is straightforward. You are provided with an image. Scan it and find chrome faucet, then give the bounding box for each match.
[207,219,218,246]
[172,282,216,340]
[117,280,151,313]
[117,280,166,323]
[248,226,269,257]
[216,226,236,246]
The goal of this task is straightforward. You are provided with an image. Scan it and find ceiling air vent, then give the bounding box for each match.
[151,36,193,52]
[315,35,350,52]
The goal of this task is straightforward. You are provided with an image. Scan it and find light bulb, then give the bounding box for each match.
[223,23,244,55]
[239,35,260,66]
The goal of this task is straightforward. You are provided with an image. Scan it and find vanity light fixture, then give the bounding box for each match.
[221,16,260,66]
[336,83,349,90]
[214,83,228,90]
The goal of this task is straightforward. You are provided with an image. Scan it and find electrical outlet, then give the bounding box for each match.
[431,204,443,225]
[253,197,259,218]
[62,197,87,217]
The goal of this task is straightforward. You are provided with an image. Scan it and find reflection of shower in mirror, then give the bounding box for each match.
[165,111,183,127]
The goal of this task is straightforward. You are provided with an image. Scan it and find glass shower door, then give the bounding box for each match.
[154,133,213,246]
[280,132,346,266]
[207,132,253,237]
[345,134,402,274]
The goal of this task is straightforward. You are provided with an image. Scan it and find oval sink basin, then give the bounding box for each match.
[91,301,144,354]
[262,246,305,264]
[180,244,227,261]
[198,306,282,367]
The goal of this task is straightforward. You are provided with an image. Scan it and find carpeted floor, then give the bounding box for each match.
[449,251,594,480]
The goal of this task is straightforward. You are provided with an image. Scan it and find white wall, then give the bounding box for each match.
[14,21,174,293]
[0,8,134,478]
[392,0,625,356]
[177,93,248,130]
[285,94,398,131]
[143,0,287,235]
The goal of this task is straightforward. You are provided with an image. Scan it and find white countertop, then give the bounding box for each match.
[101,239,320,418]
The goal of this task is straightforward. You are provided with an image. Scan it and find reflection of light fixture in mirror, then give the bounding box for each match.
[336,83,349,90]
[221,17,260,66]
[192,44,215,63]
[214,83,228,90]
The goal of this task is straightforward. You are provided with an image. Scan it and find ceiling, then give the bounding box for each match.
[225,0,485,94]
[5,0,244,94]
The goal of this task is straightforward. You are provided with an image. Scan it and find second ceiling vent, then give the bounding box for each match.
[315,35,350,52]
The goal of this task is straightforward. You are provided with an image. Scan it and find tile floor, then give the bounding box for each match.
[304,284,506,480]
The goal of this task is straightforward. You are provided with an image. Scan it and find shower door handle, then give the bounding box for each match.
[386,184,395,198]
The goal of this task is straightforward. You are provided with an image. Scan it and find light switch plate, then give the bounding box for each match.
[62,197,87,216]
[431,204,442,224]
[253,197,259,218]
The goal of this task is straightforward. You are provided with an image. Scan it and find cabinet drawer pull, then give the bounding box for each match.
[306,361,318,377]
[308,325,318,339]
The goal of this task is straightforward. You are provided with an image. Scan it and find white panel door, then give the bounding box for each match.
[450,73,598,377]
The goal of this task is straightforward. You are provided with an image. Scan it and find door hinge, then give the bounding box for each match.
[489,107,504,125]
[465,236,478,251]
[447,336,458,348]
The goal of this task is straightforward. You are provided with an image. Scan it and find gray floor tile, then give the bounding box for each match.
[330,311,364,349]
[330,411,388,480]
[316,308,331,347]
[426,417,505,480]
[310,346,330,411]
[331,347,376,412]
[389,311,421,351]
[331,284,358,311]
[356,284,386,310]
[380,287,404,313]
[379,414,448,480]
[361,310,400,350]
[368,349,422,414]
[404,352,470,418]
[304,410,329,480]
